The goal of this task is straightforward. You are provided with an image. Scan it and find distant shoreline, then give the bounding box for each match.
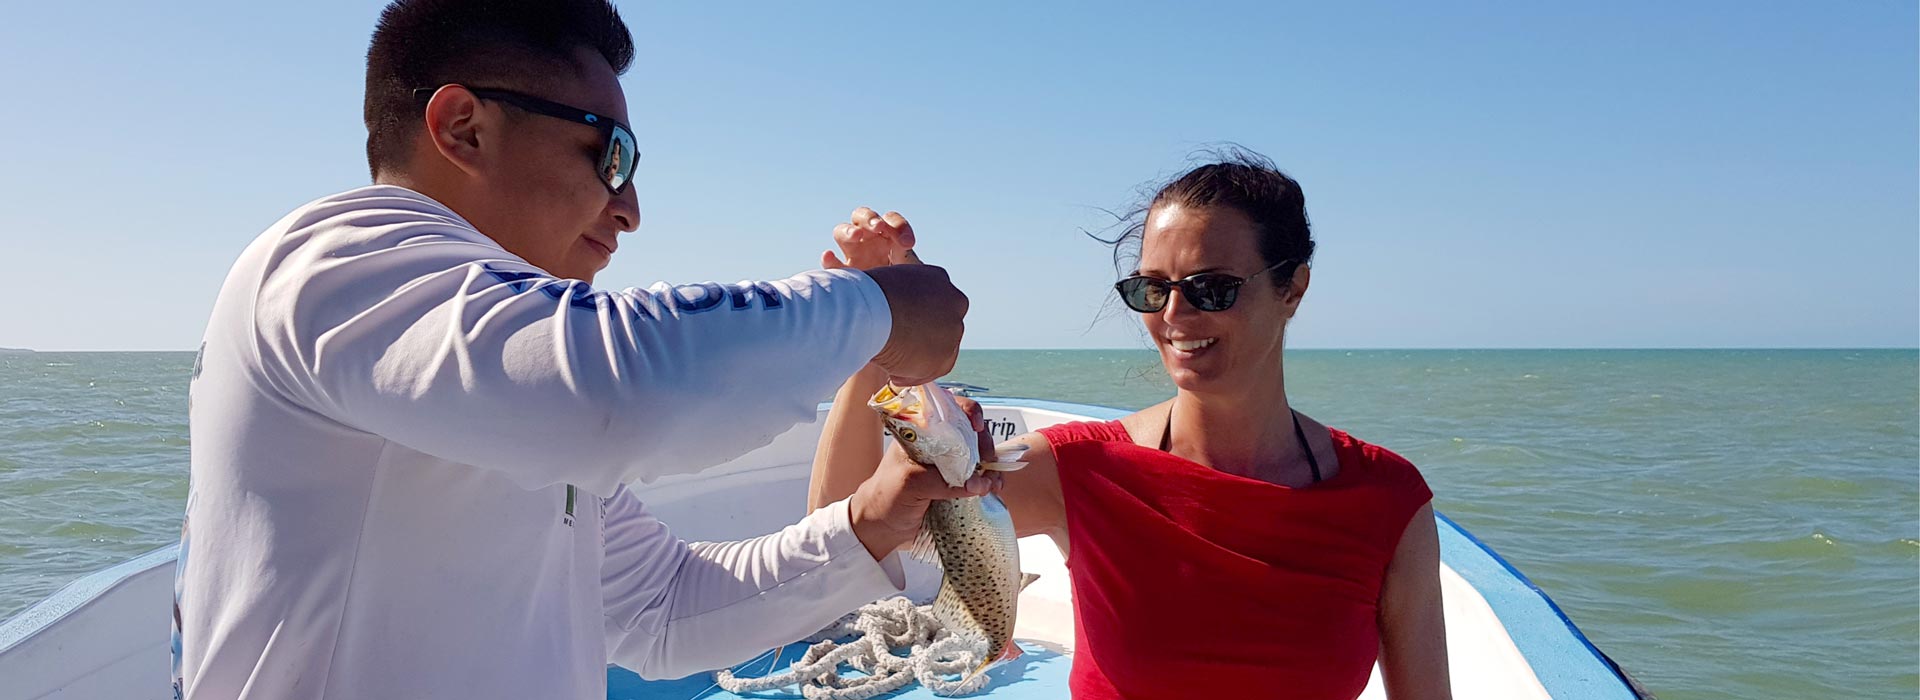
[0,348,33,354]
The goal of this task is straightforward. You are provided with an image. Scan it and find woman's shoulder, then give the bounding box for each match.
[1328,428,1413,466]
[1031,418,1134,447]
[1327,428,1432,497]
[1023,400,1157,447]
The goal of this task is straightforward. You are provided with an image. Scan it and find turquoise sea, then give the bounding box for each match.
[0,349,1914,699]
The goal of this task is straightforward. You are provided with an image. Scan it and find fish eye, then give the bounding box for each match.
[898,427,917,442]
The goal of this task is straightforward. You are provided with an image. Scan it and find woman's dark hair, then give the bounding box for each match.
[1094,146,1315,292]
[362,0,635,178]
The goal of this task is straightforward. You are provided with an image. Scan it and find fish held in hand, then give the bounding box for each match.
[869,383,1034,680]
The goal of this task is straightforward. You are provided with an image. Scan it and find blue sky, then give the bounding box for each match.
[0,1,1913,350]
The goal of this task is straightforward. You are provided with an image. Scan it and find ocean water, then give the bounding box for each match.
[0,349,1915,699]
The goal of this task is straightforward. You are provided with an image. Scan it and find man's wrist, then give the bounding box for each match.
[848,490,910,561]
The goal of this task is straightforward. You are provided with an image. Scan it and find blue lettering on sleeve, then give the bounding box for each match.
[728,281,784,310]
[484,264,789,322]
[484,267,546,294]
[669,282,727,313]
[561,283,599,310]
[482,264,605,310]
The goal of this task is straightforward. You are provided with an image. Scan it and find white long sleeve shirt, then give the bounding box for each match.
[173,185,904,699]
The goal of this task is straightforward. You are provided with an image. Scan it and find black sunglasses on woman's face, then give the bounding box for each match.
[1114,259,1298,313]
[412,86,639,195]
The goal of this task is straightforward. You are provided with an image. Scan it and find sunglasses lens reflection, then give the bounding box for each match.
[1116,274,1247,313]
[603,128,637,192]
[1118,278,1167,313]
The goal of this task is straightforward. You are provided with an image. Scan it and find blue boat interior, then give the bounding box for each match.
[607,641,1072,699]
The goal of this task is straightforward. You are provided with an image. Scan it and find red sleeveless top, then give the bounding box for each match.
[1036,420,1432,700]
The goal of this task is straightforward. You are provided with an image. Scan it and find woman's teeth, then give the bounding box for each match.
[1170,338,1216,352]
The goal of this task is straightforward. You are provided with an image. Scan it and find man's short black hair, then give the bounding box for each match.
[363,0,634,178]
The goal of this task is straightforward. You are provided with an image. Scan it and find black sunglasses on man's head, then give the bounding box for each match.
[1114,259,1300,313]
[412,86,638,195]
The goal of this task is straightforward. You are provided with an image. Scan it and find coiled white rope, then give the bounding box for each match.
[713,596,994,699]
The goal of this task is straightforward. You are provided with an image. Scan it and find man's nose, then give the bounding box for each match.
[609,186,641,232]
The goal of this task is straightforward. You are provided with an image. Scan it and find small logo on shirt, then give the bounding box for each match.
[562,485,577,527]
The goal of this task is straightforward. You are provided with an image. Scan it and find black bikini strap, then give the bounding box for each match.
[1292,411,1323,483]
[1160,406,1322,483]
[1158,408,1173,452]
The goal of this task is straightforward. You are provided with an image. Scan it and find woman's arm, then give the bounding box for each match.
[996,431,1070,555]
[807,207,918,513]
[1378,502,1452,699]
[807,363,889,513]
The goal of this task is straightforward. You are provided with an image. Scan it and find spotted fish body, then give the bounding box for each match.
[869,383,1029,677]
[922,494,1024,674]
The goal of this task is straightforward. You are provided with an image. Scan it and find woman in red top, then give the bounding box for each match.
[809,151,1451,699]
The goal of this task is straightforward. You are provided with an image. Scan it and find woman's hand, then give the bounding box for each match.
[806,207,930,512]
[823,206,919,271]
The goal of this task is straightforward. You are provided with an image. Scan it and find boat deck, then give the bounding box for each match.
[606,640,1073,699]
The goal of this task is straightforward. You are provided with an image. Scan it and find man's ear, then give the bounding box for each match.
[421,86,488,177]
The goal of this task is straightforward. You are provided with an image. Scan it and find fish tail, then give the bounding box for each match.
[962,642,1023,683]
[998,642,1024,663]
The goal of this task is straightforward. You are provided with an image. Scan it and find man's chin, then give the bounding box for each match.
[575,244,614,283]
[544,251,606,284]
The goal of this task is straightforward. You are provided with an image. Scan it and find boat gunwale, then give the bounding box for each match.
[0,397,1651,699]
[0,543,178,653]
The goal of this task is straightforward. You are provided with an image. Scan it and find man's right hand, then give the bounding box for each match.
[863,264,966,387]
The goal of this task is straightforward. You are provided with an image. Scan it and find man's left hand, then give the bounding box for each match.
[846,394,1001,560]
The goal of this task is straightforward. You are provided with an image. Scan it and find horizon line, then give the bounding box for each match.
[7,346,1918,353]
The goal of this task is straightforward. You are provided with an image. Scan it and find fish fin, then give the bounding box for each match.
[980,444,1029,472]
[1019,572,1041,590]
[962,658,993,683]
[990,443,1029,460]
[907,524,941,567]
[930,580,967,632]
[962,642,1024,683]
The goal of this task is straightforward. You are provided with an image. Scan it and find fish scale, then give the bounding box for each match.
[925,495,1021,661]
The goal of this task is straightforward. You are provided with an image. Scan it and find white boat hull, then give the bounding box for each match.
[0,398,1648,699]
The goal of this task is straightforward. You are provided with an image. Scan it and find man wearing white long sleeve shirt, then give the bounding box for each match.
[171,2,981,698]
